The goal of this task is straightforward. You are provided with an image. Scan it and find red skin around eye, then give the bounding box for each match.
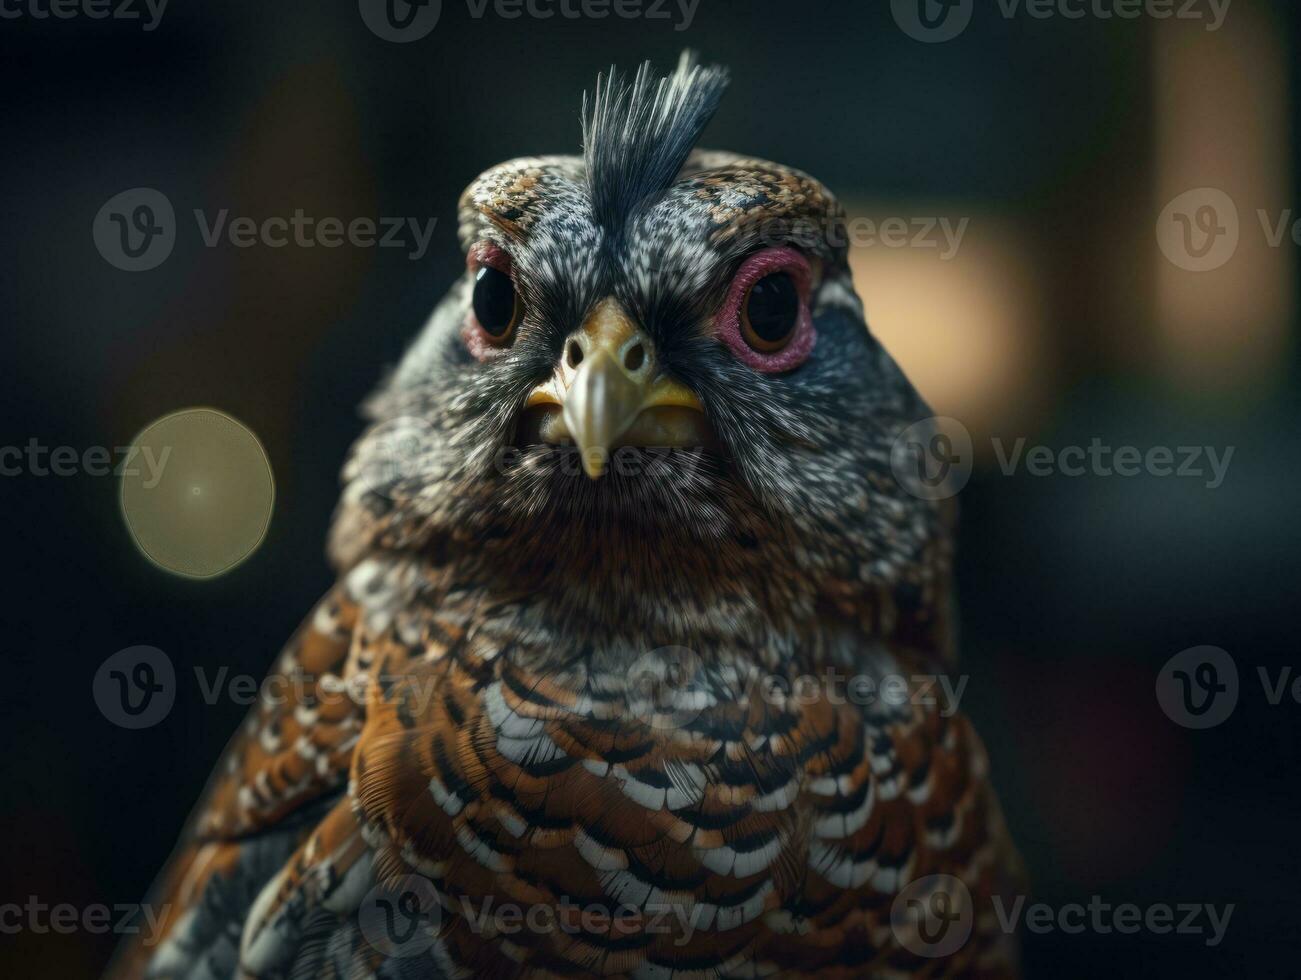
[714,246,816,373]
[461,242,515,360]
[467,241,511,275]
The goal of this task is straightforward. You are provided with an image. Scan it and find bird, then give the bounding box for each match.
[108,52,1023,980]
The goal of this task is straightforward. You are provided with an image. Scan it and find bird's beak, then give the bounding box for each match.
[523,297,706,479]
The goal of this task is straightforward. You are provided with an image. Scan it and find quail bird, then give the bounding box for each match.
[109,52,1022,980]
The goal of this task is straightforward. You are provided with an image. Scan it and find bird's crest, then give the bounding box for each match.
[582,51,729,239]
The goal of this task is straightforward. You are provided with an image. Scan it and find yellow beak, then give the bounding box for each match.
[523,297,706,479]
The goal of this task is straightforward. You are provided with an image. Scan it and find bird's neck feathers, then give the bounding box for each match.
[331,509,953,675]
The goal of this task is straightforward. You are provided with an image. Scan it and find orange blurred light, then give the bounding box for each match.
[1152,5,1293,393]
[845,206,1047,449]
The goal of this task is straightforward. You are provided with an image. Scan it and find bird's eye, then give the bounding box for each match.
[471,265,520,344]
[715,246,816,373]
[740,272,800,352]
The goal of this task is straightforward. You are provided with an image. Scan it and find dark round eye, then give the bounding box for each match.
[472,265,520,342]
[740,272,800,352]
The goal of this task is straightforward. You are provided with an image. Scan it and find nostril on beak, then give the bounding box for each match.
[567,341,584,368]
[623,342,645,372]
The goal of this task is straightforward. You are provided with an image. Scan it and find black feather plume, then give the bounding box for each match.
[582,51,729,241]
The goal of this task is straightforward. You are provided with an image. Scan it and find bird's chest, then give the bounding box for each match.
[343,559,969,975]
[349,620,940,977]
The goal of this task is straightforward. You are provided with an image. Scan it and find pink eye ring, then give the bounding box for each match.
[715,246,816,373]
[462,242,521,360]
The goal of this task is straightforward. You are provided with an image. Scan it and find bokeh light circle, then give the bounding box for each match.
[120,408,274,578]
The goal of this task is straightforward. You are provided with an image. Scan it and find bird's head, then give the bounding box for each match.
[332,54,951,649]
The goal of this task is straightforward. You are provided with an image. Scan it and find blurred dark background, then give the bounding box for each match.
[2,0,1300,975]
